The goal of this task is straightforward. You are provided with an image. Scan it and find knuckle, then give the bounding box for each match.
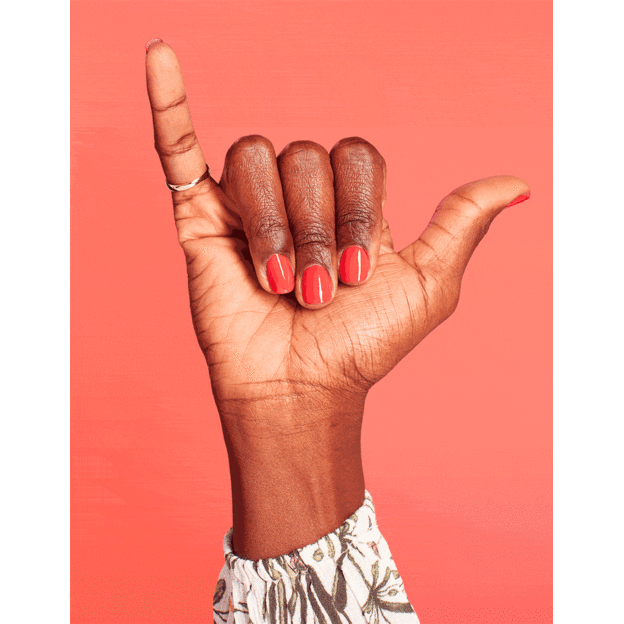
[249,213,287,242]
[446,191,487,219]
[292,225,335,250]
[444,191,493,241]
[336,205,378,230]
[225,134,275,164]
[278,140,329,165]
[330,136,382,164]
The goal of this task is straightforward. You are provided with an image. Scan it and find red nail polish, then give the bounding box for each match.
[145,38,164,53]
[505,192,531,208]
[266,254,294,294]
[340,246,370,284]
[302,265,333,305]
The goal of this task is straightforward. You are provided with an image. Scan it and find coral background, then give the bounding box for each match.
[71,1,552,622]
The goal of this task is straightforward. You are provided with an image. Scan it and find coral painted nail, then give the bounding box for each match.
[145,38,164,53]
[302,265,333,305]
[340,246,370,284]
[266,254,295,294]
[505,192,531,208]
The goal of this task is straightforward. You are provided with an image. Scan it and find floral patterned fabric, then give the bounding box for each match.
[213,490,419,624]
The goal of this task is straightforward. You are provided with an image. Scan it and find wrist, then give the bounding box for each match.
[217,392,367,560]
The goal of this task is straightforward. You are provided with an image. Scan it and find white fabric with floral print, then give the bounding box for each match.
[213,490,419,624]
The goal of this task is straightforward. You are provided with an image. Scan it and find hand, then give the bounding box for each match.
[146,41,530,559]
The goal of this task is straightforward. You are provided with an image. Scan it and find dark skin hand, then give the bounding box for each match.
[146,41,530,560]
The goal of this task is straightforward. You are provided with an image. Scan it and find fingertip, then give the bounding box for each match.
[145,39,187,109]
[300,265,334,307]
[339,246,371,285]
[505,189,531,208]
[451,175,531,215]
[145,38,164,54]
[495,175,530,209]
[145,39,179,71]
[266,254,295,295]
[482,174,530,195]
[494,175,530,199]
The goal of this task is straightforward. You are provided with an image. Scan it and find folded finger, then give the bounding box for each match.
[220,135,295,295]
[277,141,337,308]
[330,138,385,285]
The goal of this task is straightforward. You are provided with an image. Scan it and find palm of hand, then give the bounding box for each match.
[178,187,450,409]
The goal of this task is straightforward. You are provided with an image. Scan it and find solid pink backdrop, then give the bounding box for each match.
[71,1,552,622]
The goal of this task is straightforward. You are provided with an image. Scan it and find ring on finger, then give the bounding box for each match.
[166,164,211,192]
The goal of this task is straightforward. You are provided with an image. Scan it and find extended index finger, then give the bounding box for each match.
[145,40,207,186]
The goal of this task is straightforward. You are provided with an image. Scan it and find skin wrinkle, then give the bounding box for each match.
[406,255,429,293]
[150,92,188,114]
[193,309,266,322]
[218,392,328,409]
[291,228,336,250]
[449,190,488,216]
[248,214,288,245]
[156,130,199,157]
[221,290,255,344]
[425,219,454,240]
[186,261,215,287]
[415,223,457,269]
[288,221,334,252]
[342,322,376,390]
[240,299,285,381]
[418,274,432,320]
[226,378,335,390]
[336,207,378,231]
[299,320,324,366]
[188,269,237,301]
[399,279,419,346]
[173,183,220,212]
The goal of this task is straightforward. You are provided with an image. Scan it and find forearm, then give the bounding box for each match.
[218,393,367,561]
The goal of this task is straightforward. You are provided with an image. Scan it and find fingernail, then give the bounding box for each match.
[266,254,295,294]
[340,246,370,284]
[302,265,333,305]
[145,38,164,53]
[505,191,531,208]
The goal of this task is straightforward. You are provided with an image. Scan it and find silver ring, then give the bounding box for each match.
[166,164,211,192]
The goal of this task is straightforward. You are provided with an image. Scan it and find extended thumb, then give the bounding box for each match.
[399,175,530,282]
